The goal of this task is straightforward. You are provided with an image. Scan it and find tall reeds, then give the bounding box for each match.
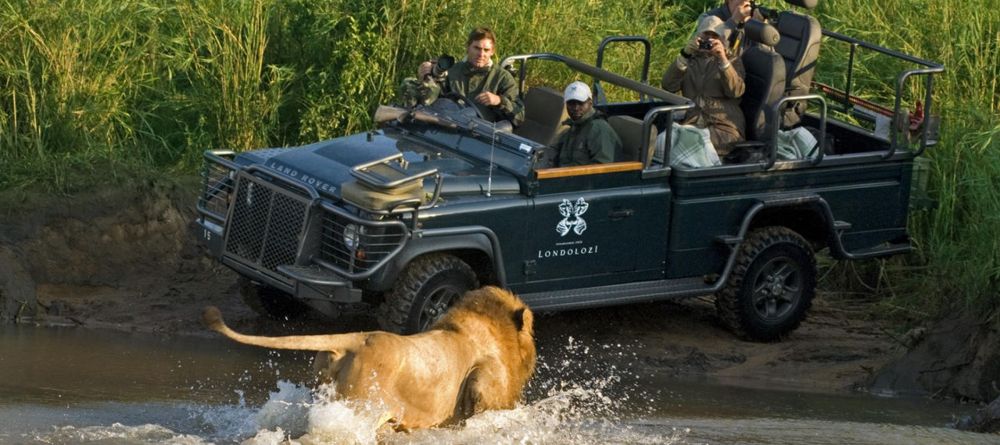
[811,0,1000,314]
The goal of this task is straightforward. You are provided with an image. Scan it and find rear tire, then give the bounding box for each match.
[239,277,310,320]
[715,226,816,342]
[378,254,479,334]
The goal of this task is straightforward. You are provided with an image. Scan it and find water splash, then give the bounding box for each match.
[243,381,392,445]
[238,335,677,445]
[29,423,209,445]
[14,337,682,445]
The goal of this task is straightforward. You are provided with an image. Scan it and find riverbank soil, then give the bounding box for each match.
[0,179,996,416]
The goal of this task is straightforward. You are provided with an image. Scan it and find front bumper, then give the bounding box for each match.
[197,215,361,302]
[195,150,409,304]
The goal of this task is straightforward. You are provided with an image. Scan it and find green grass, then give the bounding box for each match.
[0,0,997,316]
[808,0,1000,318]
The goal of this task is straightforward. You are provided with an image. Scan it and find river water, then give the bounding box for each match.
[0,325,995,445]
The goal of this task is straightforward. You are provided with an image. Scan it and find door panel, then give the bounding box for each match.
[522,168,672,289]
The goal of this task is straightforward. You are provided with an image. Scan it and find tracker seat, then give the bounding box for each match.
[514,86,568,146]
[607,115,655,162]
[774,10,822,127]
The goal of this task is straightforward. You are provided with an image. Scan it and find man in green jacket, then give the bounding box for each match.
[552,81,622,167]
[417,27,524,126]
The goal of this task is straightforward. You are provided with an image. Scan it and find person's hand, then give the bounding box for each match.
[475,91,501,107]
[683,34,700,56]
[706,38,728,62]
[731,0,753,24]
[418,61,434,79]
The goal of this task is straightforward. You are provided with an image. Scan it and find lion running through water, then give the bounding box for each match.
[202,286,536,431]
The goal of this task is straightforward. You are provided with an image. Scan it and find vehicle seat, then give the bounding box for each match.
[774,10,822,127]
[740,38,787,142]
[607,115,655,162]
[514,86,568,146]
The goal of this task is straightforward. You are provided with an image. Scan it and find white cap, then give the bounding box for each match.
[563,81,592,103]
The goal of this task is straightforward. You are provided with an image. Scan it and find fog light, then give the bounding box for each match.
[343,224,361,250]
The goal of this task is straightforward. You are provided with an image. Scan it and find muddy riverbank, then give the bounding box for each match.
[0,179,997,412]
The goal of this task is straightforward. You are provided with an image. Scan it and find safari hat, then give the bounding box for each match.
[696,15,731,43]
[563,81,592,103]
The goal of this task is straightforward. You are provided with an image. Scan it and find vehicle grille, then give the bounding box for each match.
[319,212,407,275]
[224,173,310,284]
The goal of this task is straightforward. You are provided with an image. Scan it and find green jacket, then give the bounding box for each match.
[554,109,622,167]
[443,61,524,126]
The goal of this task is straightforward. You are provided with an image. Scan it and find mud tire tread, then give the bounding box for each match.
[378,253,478,334]
[715,226,816,342]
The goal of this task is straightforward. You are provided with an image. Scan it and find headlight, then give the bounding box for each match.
[343,224,361,250]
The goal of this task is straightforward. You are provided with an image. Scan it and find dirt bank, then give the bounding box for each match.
[0,179,994,407]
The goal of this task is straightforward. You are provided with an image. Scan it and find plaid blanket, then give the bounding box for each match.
[776,127,819,160]
[654,124,721,168]
[653,125,819,167]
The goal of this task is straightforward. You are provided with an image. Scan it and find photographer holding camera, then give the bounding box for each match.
[413,27,524,127]
[699,0,768,58]
[661,15,746,157]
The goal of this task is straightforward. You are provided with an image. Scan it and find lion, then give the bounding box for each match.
[202,285,536,431]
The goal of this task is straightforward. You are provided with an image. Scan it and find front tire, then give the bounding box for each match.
[378,254,479,334]
[716,226,816,342]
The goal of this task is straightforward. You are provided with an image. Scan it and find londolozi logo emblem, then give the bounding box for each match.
[556,198,589,236]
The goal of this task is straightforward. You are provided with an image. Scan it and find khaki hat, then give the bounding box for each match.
[696,15,730,42]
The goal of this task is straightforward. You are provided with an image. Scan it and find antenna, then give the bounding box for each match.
[486,120,496,197]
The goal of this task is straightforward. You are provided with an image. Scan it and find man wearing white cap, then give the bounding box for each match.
[551,81,622,167]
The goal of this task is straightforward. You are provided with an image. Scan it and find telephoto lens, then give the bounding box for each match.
[431,54,455,80]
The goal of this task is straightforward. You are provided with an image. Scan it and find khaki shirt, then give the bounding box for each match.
[443,61,525,126]
[554,110,622,167]
[662,54,746,154]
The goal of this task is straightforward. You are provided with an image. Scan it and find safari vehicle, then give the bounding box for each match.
[195,1,943,341]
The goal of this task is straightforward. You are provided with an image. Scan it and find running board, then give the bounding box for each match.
[519,277,713,312]
[840,241,912,260]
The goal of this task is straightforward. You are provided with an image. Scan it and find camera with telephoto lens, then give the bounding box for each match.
[429,54,455,81]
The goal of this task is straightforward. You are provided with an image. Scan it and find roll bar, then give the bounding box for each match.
[594,36,652,103]
[500,52,691,106]
[821,30,944,158]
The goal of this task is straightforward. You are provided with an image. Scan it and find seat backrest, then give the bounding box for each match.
[607,115,654,162]
[740,45,787,142]
[774,11,821,126]
[513,86,568,146]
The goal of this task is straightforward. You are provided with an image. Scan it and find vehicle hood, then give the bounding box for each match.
[240,131,521,198]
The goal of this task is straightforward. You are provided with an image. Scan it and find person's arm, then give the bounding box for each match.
[492,69,525,126]
[661,57,688,94]
[707,38,745,99]
[589,122,622,164]
[662,34,700,93]
[719,55,746,99]
[550,133,568,167]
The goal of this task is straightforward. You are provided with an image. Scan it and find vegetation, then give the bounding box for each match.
[0,0,996,314]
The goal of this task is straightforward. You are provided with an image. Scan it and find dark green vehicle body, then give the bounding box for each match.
[195,29,941,340]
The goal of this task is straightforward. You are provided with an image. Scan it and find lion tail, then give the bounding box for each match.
[201,306,364,353]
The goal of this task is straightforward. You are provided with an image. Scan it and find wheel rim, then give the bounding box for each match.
[750,255,802,322]
[418,284,465,331]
